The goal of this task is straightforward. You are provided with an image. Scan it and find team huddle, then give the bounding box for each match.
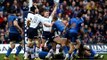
[4,0,104,60]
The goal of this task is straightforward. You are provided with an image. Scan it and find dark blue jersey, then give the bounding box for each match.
[8,14,19,34]
[54,20,65,32]
[69,17,84,33]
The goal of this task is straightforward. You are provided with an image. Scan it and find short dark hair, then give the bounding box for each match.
[30,5,36,12]
[10,9,16,14]
[43,8,49,13]
[77,12,83,18]
[63,17,69,21]
[53,15,58,21]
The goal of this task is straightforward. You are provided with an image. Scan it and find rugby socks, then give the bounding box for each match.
[6,47,13,57]
[35,47,40,58]
[74,49,77,55]
[63,46,68,54]
[24,52,28,59]
[90,49,96,57]
[46,49,54,57]
[39,51,48,59]
[39,44,43,52]
[44,40,48,47]
[55,44,61,54]
[15,45,22,56]
[63,46,70,59]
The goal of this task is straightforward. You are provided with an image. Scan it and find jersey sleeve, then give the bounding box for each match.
[26,13,31,20]
[12,16,18,22]
[49,16,53,21]
[78,17,84,24]
[38,15,45,23]
[26,13,30,20]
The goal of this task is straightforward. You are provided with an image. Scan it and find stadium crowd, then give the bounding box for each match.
[0,0,106,44]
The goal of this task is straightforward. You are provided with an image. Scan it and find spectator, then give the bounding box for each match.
[11,0,20,13]
[3,2,11,14]
[21,1,29,18]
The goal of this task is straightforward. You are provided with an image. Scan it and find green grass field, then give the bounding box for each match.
[0,54,107,60]
[0,54,23,60]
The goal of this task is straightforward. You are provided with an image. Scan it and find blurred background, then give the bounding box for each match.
[0,0,106,60]
[0,0,107,44]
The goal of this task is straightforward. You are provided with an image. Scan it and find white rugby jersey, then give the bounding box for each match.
[27,13,52,29]
[27,13,34,20]
[29,14,44,28]
[42,16,52,32]
[26,13,35,26]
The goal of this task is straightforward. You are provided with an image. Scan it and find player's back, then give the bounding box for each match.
[68,18,79,33]
[29,14,42,28]
[54,20,65,32]
[8,14,19,34]
[68,17,84,33]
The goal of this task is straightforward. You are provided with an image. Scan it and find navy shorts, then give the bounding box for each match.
[65,30,78,42]
[52,23,64,37]
[69,32,78,42]
[9,33,22,43]
[52,23,57,32]
[27,28,38,39]
[42,31,53,41]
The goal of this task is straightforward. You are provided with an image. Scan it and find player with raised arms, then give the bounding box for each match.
[24,0,59,60]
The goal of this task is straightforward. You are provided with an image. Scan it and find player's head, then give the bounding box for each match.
[77,12,83,18]
[62,17,68,26]
[43,9,49,18]
[30,6,39,14]
[9,8,17,14]
[53,15,58,21]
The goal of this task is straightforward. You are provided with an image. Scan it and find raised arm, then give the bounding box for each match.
[50,4,58,18]
[50,0,59,18]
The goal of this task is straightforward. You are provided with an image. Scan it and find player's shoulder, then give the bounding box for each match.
[70,18,77,20]
[27,13,34,17]
[28,13,33,15]
[34,14,42,17]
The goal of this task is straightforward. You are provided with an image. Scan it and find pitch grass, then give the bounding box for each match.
[0,54,23,60]
[0,54,107,60]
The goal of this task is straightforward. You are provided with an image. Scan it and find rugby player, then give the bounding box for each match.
[64,12,84,60]
[25,3,40,60]
[77,44,104,59]
[25,1,59,60]
[41,4,58,50]
[45,16,69,59]
[4,9,23,60]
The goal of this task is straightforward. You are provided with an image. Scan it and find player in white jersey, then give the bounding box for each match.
[25,2,58,59]
[41,5,58,50]
[25,4,40,60]
[26,4,39,41]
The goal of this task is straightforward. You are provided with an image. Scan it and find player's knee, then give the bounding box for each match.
[76,39,81,48]
[61,39,67,46]
[84,50,91,56]
[83,45,90,50]
[27,38,33,44]
[69,43,75,53]
[10,42,15,49]
[61,42,66,47]
[35,40,40,47]
[27,41,33,47]
[76,39,81,44]
[19,41,24,47]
